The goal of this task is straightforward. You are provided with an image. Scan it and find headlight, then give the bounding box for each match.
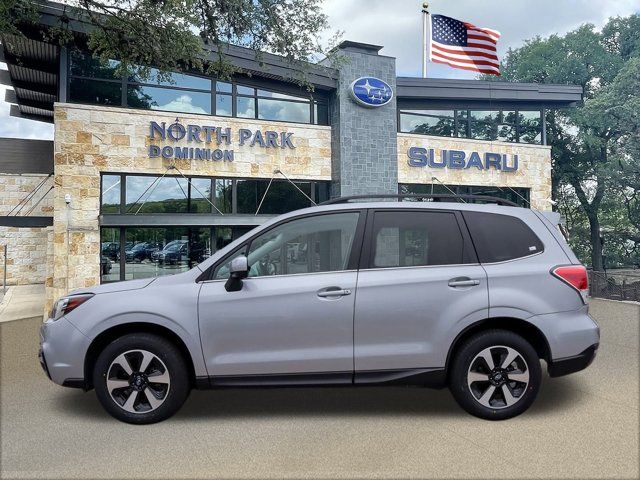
[48,294,94,321]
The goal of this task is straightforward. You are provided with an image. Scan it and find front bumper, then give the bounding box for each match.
[39,317,90,387]
[548,343,599,377]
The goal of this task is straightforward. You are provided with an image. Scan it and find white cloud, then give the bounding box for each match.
[153,94,209,114]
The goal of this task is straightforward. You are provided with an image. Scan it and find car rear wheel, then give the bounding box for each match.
[93,333,190,424]
[449,329,541,420]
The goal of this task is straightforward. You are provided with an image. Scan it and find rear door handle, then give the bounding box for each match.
[448,278,480,287]
[317,288,352,298]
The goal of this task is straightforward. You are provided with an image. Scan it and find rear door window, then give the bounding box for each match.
[369,211,473,268]
[463,211,544,263]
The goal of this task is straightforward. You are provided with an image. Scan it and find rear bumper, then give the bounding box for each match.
[548,343,599,377]
[527,306,600,362]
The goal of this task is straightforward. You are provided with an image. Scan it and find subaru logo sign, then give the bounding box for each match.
[349,77,393,107]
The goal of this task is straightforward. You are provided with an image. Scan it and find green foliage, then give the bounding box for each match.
[0,0,333,88]
[0,0,37,37]
[484,15,640,270]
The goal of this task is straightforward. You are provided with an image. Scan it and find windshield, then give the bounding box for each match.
[164,242,184,252]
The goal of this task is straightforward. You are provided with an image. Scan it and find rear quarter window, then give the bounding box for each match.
[463,211,544,263]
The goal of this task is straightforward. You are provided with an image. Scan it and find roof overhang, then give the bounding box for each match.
[0,33,59,123]
[396,77,583,109]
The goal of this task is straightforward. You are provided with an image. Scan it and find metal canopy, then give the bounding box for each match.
[0,216,53,228]
[0,138,54,174]
[0,34,59,123]
[396,77,583,109]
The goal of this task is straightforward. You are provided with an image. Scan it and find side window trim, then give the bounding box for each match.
[360,208,478,270]
[204,209,366,280]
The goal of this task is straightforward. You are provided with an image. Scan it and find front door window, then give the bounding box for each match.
[214,212,360,279]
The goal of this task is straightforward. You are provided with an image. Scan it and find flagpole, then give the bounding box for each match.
[422,2,430,78]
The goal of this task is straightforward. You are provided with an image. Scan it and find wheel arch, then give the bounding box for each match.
[445,317,551,379]
[84,322,197,390]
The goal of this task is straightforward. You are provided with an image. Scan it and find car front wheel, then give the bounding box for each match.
[93,333,190,424]
[449,329,541,420]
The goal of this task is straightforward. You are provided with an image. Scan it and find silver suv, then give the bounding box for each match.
[40,198,600,424]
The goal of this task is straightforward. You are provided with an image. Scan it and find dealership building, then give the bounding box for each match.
[0,2,582,313]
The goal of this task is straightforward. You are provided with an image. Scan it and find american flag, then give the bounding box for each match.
[429,14,501,76]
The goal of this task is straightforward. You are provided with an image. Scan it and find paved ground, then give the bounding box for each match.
[1,298,638,479]
[0,284,45,323]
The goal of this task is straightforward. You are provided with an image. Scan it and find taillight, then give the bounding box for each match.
[552,265,588,303]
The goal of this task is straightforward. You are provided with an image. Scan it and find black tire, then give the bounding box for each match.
[449,329,541,420]
[93,333,190,424]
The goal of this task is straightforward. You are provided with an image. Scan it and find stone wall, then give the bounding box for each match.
[324,48,398,197]
[0,174,53,286]
[46,103,332,312]
[397,134,552,210]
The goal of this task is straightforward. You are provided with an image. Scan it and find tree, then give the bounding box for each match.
[485,16,640,270]
[0,0,332,86]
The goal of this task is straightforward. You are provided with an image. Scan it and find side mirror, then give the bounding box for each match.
[225,255,249,292]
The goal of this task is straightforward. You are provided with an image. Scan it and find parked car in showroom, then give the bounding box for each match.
[151,240,182,263]
[125,242,160,263]
[40,195,599,424]
[101,242,120,261]
[157,240,188,266]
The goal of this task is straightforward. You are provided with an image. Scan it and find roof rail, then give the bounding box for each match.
[320,194,520,207]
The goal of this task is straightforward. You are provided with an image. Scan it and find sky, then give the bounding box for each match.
[1,0,639,141]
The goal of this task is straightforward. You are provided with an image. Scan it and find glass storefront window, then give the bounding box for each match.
[101,175,121,213]
[256,90,306,101]
[236,179,259,213]
[70,49,120,79]
[124,227,190,280]
[100,227,121,283]
[68,49,328,125]
[314,102,329,125]
[127,85,211,114]
[400,110,455,137]
[237,85,255,95]
[236,96,256,118]
[497,124,517,142]
[518,111,542,144]
[216,81,232,93]
[215,94,232,116]
[236,179,313,214]
[315,182,330,204]
[189,178,212,213]
[258,181,312,215]
[69,78,122,106]
[103,226,256,282]
[128,67,211,90]
[257,98,310,123]
[125,176,189,214]
[214,179,232,214]
[400,108,543,144]
[213,227,233,251]
[103,174,329,216]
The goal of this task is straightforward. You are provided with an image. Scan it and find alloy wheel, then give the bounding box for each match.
[106,349,171,414]
[467,345,530,409]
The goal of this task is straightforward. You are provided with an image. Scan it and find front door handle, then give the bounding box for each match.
[317,288,352,298]
[448,278,480,288]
